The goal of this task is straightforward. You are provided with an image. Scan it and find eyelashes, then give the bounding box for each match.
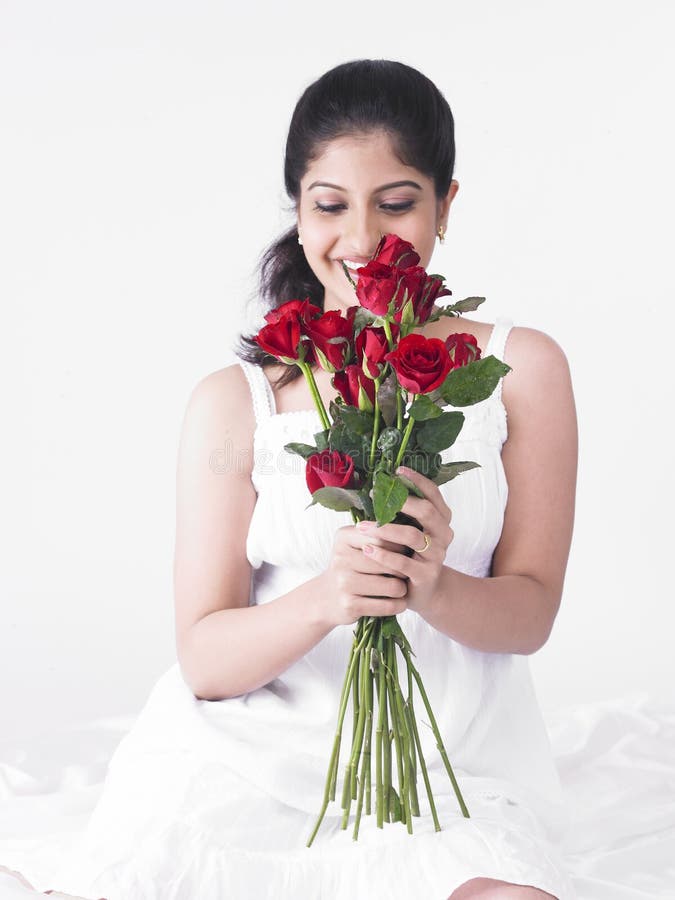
[313,201,415,214]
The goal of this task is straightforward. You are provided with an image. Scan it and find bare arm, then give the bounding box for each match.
[358,327,578,655]
[174,364,409,700]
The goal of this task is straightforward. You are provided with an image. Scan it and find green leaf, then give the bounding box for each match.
[408,393,443,421]
[308,486,366,512]
[440,355,511,407]
[314,429,330,451]
[340,404,374,436]
[352,306,379,336]
[400,297,415,327]
[376,427,402,453]
[283,441,317,460]
[372,471,408,525]
[416,410,465,453]
[377,372,398,427]
[396,472,425,498]
[433,460,481,485]
[447,296,486,314]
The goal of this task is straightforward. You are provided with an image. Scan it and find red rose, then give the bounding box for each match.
[255,298,322,364]
[354,324,399,378]
[445,333,481,368]
[264,298,321,325]
[388,269,452,325]
[254,316,303,362]
[354,261,401,316]
[414,275,453,324]
[384,333,452,394]
[372,234,421,269]
[303,310,354,372]
[305,449,356,494]
[332,364,376,410]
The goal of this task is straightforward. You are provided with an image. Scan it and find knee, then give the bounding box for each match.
[449,878,558,900]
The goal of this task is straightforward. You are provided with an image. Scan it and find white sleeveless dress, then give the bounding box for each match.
[49,318,577,900]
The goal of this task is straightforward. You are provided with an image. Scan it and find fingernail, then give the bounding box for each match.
[396,466,410,475]
[363,544,374,554]
[357,520,374,530]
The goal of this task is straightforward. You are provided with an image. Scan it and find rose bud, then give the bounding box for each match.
[303,310,354,372]
[332,364,376,411]
[384,333,452,394]
[355,324,399,378]
[446,333,482,368]
[305,449,356,494]
[372,234,421,269]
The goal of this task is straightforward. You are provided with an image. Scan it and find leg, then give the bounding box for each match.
[450,877,558,899]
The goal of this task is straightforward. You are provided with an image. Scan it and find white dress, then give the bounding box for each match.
[48,317,577,900]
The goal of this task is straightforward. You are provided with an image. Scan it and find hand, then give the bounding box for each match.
[355,465,454,617]
[317,521,410,627]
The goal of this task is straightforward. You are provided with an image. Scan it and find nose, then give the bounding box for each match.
[342,208,382,260]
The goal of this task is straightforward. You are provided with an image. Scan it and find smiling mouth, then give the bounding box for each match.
[338,259,363,288]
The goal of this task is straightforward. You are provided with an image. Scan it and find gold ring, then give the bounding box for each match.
[417,533,431,554]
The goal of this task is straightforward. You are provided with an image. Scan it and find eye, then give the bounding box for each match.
[381,201,415,213]
[313,202,346,214]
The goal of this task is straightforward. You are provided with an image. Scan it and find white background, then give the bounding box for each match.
[2,1,673,742]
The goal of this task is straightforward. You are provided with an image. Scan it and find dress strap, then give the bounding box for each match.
[238,360,276,426]
[484,317,514,402]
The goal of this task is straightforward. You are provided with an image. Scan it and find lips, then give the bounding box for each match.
[337,259,368,284]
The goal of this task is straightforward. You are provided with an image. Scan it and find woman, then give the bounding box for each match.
[42,59,578,899]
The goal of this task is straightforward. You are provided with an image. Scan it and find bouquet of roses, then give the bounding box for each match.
[253,234,510,845]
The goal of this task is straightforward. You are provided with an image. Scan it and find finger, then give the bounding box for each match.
[359,520,433,554]
[347,524,411,555]
[399,493,450,531]
[363,542,419,577]
[349,571,408,599]
[353,596,408,618]
[396,465,451,520]
[348,545,409,575]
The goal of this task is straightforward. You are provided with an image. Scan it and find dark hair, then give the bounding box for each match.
[236,58,456,386]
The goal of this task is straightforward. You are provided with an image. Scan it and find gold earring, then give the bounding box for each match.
[437,224,446,244]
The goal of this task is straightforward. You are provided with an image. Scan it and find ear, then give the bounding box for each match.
[438,179,459,228]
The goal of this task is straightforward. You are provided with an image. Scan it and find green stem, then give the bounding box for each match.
[391,644,417,827]
[369,376,381,472]
[394,413,416,470]
[365,658,374,816]
[382,318,395,351]
[383,694,391,822]
[307,618,374,847]
[299,360,330,431]
[352,664,373,840]
[408,655,470,819]
[342,624,376,829]
[375,632,386,828]
[402,650,441,832]
[385,641,410,830]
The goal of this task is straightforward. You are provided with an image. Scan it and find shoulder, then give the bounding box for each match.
[501,326,576,430]
[502,326,573,394]
[179,363,256,477]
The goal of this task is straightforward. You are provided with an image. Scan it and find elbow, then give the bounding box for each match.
[519,580,561,655]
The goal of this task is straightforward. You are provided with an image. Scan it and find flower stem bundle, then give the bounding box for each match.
[252,234,510,843]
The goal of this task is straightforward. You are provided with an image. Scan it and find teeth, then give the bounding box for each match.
[342,260,364,270]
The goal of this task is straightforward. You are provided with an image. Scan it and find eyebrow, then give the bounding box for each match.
[307,180,423,192]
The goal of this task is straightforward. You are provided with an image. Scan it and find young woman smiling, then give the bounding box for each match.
[42,59,578,900]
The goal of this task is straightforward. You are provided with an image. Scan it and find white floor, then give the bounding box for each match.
[0,694,673,899]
